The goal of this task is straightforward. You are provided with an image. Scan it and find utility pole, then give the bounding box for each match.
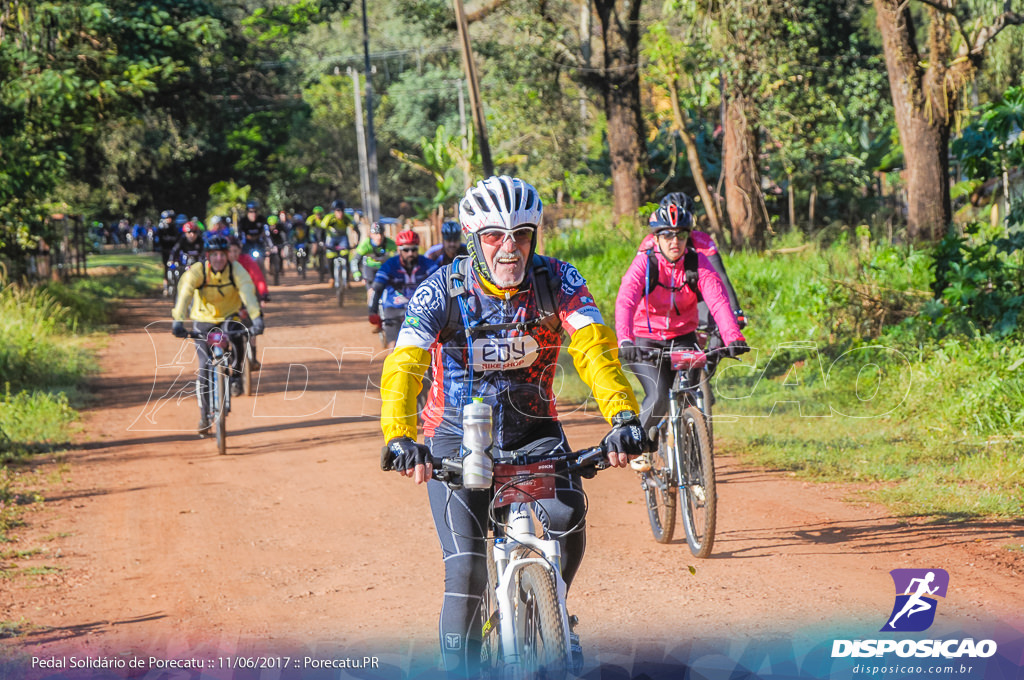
[456,78,467,152]
[345,66,372,222]
[361,0,380,222]
[452,0,493,177]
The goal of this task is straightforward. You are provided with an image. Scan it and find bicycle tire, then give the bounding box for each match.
[215,363,228,455]
[242,344,253,397]
[336,266,346,307]
[516,564,568,680]
[700,374,714,451]
[272,257,280,286]
[641,420,677,543]
[678,406,716,557]
[480,542,501,675]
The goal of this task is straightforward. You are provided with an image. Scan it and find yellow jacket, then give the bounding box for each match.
[172,261,262,323]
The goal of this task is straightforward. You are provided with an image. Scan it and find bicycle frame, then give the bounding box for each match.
[492,507,572,672]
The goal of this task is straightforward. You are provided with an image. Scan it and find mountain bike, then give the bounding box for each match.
[267,244,283,286]
[381,445,610,679]
[636,345,719,557]
[294,243,309,280]
[316,241,328,283]
[328,248,350,307]
[188,327,247,455]
[378,296,408,348]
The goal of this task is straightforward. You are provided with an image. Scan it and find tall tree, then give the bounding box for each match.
[591,0,647,222]
[873,0,1023,241]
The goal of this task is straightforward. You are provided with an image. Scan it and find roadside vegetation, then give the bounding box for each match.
[548,217,1024,520]
[0,255,160,546]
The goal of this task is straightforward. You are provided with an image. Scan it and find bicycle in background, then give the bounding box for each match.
[635,344,726,557]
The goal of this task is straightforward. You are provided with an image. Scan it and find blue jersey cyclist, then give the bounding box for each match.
[368,229,438,347]
[425,219,469,266]
[378,175,651,676]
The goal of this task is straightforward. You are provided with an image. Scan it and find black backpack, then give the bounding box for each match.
[439,255,562,343]
[644,247,701,301]
[194,260,237,291]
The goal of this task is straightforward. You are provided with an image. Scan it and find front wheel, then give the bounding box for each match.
[271,254,281,286]
[678,406,716,557]
[641,419,677,543]
[214,363,229,455]
[335,262,346,307]
[242,342,254,397]
[480,542,501,675]
[516,564,568,680]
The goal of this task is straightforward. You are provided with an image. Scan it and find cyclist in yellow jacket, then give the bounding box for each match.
[379,175,651,675]
[171,234,265,434]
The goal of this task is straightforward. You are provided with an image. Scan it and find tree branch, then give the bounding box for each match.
[465,0,511,23]
[968,10,1024,56]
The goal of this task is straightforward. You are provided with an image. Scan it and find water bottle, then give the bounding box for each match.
[462,398,493,489]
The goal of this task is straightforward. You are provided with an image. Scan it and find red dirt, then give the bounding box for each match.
[1,277,1022,676]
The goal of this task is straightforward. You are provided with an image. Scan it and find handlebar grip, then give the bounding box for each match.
[380,446,396,472]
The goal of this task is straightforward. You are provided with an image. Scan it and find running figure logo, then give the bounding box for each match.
[881,568,949,632]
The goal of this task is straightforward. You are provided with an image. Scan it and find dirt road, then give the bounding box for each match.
[1,275,1022,677]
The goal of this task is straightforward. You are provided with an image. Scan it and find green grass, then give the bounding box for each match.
[546,218,1024,520]
[86,251,164,294]
[0,260,157,544]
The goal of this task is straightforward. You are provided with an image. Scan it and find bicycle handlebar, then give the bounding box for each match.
[380,445,611,486]
[634,345,734,364]
[185,328,250,340]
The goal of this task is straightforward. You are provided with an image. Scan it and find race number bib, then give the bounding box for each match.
[471,336,539,372]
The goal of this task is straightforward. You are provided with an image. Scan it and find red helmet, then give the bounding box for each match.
[396,229,420,247]
[182,221,198,234]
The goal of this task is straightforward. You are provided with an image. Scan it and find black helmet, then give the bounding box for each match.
[330,199,345,212]
[659,192,696,216]
[369,221,384,235]
[651,193,695,231]
[245,200,259,211]
[205,234,230,251]
[441,220,462,241]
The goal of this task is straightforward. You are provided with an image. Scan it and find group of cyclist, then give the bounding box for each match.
[165,174,749,675]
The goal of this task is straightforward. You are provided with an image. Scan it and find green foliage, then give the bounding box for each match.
[925,226,1024,338]
[0,282,96,394]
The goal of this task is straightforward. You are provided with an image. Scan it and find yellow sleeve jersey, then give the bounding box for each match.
[379,256,639,445]
[172,261,263,323]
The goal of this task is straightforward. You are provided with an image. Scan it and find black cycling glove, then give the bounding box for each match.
[387,436,432,472]
[726,339,750,358]
[618,341,640,364]
[602,411,653,455]
[171,321,188,338]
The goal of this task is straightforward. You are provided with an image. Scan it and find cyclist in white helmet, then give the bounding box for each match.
[378,175,651,676]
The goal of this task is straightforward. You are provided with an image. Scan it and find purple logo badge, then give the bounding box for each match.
[881,568,949,632]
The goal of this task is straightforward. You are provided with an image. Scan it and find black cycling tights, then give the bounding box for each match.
[626,333,699,433]
[426,431,587,676]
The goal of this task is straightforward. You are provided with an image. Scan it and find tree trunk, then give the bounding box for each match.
[667,77,723,238]
[874,0,953,241]
[593,0,645,223]
[722,88,766,249]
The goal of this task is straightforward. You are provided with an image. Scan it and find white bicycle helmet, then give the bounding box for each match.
[459,175,543,285]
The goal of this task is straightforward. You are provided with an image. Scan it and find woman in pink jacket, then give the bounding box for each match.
[615,201,749,431]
